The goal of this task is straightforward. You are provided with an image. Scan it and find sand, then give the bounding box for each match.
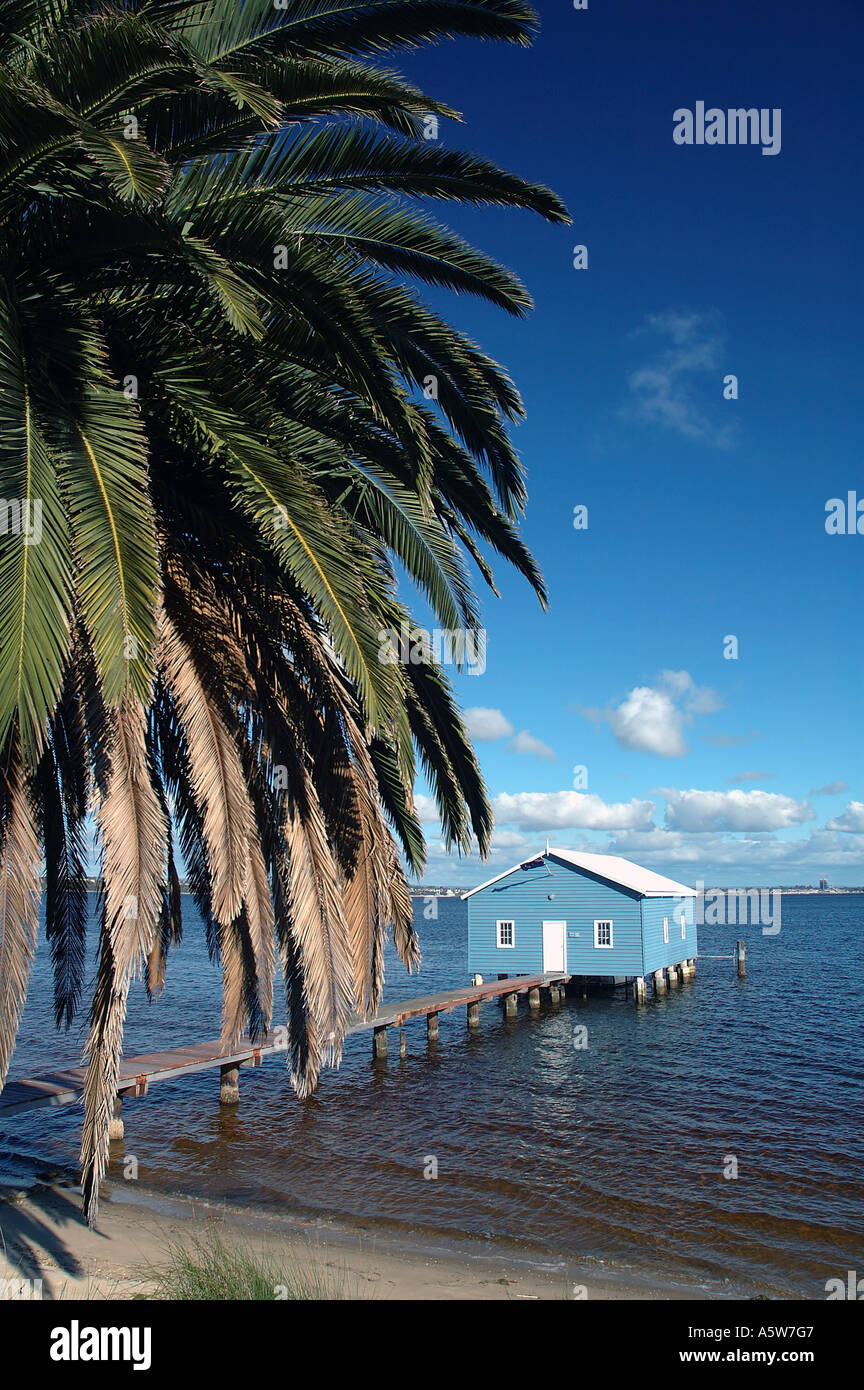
[0,1181,699,1301]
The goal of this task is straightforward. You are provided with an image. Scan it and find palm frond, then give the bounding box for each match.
[0,751,40,1089]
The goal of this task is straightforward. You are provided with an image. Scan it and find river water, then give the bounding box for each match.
[4,893,863,1297]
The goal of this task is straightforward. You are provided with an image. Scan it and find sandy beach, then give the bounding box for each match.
[0,1182,702,1302]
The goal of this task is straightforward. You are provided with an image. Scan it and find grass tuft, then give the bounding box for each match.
[147,1227,361,1301]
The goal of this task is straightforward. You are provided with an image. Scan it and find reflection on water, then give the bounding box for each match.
[5,894,864,1297]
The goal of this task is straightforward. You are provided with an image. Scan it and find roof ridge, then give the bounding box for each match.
[462,848,698,900]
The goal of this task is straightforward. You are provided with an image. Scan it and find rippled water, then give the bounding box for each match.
[5,894,864,1296]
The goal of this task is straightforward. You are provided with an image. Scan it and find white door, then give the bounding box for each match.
[542,921,567,973]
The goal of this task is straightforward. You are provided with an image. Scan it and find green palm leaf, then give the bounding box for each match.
[61,384,158,707]
[0,288,73,759]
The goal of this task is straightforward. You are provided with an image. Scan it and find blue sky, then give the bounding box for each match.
[398,0,864,886]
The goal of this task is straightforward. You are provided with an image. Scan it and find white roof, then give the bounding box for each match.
[461,850,697,900]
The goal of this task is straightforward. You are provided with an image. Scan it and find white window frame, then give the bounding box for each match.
[681,916,687,940]
[496,919,515,949]
[594,919,614,949]
[663,916,669,944]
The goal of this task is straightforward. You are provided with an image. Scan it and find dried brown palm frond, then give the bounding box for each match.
[283,769,356,1086]
[0,753,41,1090]
[81,701,167,1222]
[242,837,275,1030]
[156,606,251,928]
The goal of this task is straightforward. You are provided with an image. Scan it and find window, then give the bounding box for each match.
[594,919,613,949]
[681,916,687,940]
[497,920,515,948]
[663,916,669,944]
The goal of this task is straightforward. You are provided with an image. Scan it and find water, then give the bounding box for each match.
[4,894,864,1297]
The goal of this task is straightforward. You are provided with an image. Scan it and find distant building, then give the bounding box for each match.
[462,849,697,979]
[819,877,829,890]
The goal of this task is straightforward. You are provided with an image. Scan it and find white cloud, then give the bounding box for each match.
[625,310,735,447]
[727,770,774,784]
[413,794,440,824]
[826,802,864,832]
[508,729,556,761]
[811,781,848,796]
[606,825,864,877]
[463,707,514,741]
[663,789,816,832]
[608,685,687,756]
[492,791,655,832]
[658,669,723,714]
[490,830,530,850]
[586,670,723,758]
[416,820,864,888]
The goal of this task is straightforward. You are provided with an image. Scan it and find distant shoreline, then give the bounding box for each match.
[61,882,864,896]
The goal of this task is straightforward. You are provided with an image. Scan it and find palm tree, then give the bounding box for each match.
[0,0,567,1221]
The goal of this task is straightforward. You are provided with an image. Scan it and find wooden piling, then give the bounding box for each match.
[108,1095,124,1141]
[653,969,666,996]
[467,1000,480,1029]
[736,940,747,978]
[528,986,541,1010]
[549,984,560,1005]
[632,976,647,1006]
[399,1028,407,1058]
[2,971,576,1127]
[219,1064,240,1105]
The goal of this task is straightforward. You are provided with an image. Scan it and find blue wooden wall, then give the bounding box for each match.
[467,857,644,976]
[640,896,697,972]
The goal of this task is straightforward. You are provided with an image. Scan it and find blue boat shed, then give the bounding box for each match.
[462,849,698,984]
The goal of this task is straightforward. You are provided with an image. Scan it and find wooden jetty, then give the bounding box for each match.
[0,972,570,1134]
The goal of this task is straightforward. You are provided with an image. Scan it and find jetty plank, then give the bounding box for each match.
[0,972,568,1120]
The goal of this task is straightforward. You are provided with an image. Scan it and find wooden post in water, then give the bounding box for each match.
[736,940,747,978]
[548,984,560,1005]
[427,1012,439,1043]
[632,976,647,1006]
[653,969,666,997]
[219,1064,240,1105]
[467,1000,480,1029]
[667,964,680,989]
[399,1028,407,1058]
[504,991,518,1018]
[528,986,541,1010]
[373,1026,388,1059]
[108,1095,124,1141]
